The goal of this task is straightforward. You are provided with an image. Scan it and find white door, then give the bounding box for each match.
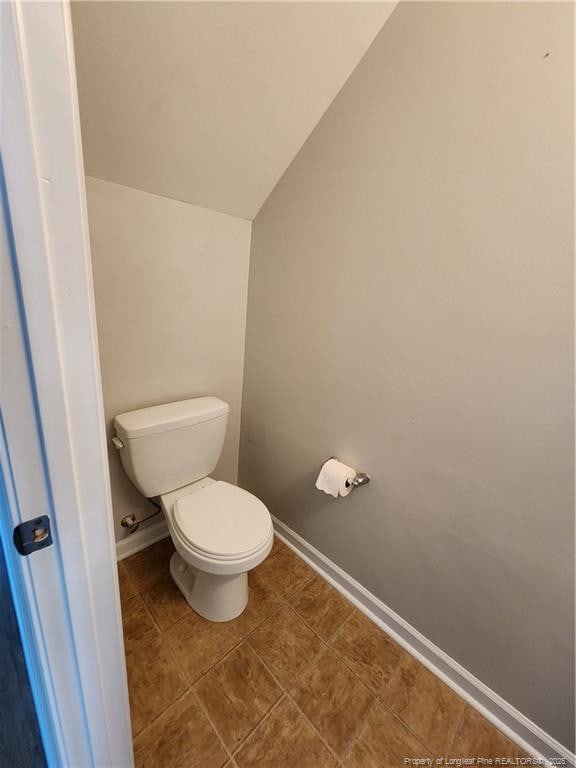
[1,155,94,767]
[0,2,133,766]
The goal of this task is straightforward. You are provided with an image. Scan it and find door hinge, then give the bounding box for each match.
[13,515,53,556]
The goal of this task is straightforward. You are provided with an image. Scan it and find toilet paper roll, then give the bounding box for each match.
[315,458,356,498]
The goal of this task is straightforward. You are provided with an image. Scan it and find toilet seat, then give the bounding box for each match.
[173,481,273,561]
[161,477,274,616]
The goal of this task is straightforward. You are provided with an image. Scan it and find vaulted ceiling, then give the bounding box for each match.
[71,2,396,220]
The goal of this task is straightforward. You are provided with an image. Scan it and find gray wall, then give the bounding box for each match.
[240,2,574,748]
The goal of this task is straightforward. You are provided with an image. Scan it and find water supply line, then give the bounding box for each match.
[120,498,162,535]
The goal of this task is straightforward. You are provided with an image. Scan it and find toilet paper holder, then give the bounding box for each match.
[329,457,370,490]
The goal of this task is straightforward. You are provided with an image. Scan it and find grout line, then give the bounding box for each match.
[325,615,405,698]
[284,680,344,763]
[140,594,164,637]
[375,659,460,757]
[162,631,193,691]
[282,570,317,601]
[122,539,314,758]
[338,696,375,763]
[130,687,190,742]
[257,535,317,600]
[277,614,330,684]
[287,594,354,647]
[160,574,291,691]
[327,605,358,643]
[275,527,548,760]
[239,596,331,690]
[120,576,198,744]
[446,702,468,756]
[149,618,283,764]
[341,703,375,760]
[242,567,374,763]
[138,542,426,755]
[246,640,343,765]
[304,644,380,761]
[340,693,379,759]
[317,608,439,755]
[123,536,449,762]
[193,686,237,764]
[238,599,287,642]
[125,613,194,742]
[235,542,389,761]
[120,594,162,647]
[328,632,447,758]
[230,693,289,760]
[315,639,435,760]
[273,554,443,759]
[181,632,245,689]
[275,540,460,758]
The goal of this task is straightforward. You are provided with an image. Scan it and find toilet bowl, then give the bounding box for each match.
[161,478,273,621]
[113,396,273,623]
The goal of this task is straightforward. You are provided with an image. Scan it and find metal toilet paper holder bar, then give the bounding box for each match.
[329,457,371,491]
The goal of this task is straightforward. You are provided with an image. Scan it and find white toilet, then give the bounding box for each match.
[113,397,273,622]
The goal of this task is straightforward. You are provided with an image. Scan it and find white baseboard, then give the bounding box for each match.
[272,516,575,766]
[116,519,169,561]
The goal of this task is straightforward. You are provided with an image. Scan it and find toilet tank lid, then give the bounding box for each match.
[114,397,229,439]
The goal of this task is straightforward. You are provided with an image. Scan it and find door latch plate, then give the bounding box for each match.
[13,516,53,556]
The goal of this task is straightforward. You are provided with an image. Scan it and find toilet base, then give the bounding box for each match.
[169,551,249,622]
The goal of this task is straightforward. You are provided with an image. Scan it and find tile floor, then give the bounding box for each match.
[119,536,525,768]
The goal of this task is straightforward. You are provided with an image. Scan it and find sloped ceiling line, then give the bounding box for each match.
[72,1,396,220]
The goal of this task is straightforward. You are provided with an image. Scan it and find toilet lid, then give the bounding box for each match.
[173,481,272,559]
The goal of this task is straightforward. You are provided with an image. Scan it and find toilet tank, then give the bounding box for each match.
[114,397,229,497]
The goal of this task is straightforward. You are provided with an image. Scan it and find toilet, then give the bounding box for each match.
[113,397,273,622]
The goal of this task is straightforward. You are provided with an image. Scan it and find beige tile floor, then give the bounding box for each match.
[119,536,525,768]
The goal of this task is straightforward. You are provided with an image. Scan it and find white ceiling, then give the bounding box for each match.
[71,2,395,220]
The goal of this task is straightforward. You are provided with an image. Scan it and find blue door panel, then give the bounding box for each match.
[0,522,47,768]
